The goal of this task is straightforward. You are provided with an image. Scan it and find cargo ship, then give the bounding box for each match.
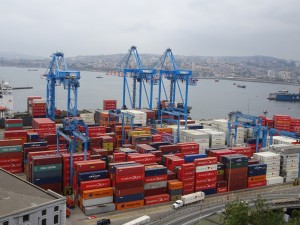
[268,89,300,101]
[237,84,246,88]
[0,81,14,119]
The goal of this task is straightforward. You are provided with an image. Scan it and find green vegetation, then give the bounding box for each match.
[223,195,300,225]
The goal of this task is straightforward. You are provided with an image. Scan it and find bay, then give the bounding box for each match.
[0,66,300,120]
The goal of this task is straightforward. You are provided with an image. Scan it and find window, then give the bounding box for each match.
[23,215,29,222]
[3,221,9,225]
[42,210,47,216]
[54,206,59,212]
[42,218,46,225]
[54,215,58,224]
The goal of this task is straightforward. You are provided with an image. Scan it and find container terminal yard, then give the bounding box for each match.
[1,48,300,225]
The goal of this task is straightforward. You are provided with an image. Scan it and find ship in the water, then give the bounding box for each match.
[0,81,14,119]
[237,84,246,88]
[268,88,300,101]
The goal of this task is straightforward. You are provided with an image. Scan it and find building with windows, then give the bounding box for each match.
[0,168,66,225]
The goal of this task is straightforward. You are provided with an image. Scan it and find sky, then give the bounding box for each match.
[1,0,300,60]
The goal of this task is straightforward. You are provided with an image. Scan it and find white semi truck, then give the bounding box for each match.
[172,191,205,209]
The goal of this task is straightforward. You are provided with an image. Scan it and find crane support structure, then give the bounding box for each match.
[56,117,90,186]
[108,109,135,145]
[44,52,80,121]
[159,110,188,143]
[116,46,157,110]
[152,48,197,123]
[228,111,300,152]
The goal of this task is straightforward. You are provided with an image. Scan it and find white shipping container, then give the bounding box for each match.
[266,176,284,185]
[144,181,167,190]
[281,153,300,159]
[283,170,299,177]
[195,164,217,173]
[82,196,113,207]
[266,171,280,177]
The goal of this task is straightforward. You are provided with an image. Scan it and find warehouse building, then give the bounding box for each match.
[0,168,66,225]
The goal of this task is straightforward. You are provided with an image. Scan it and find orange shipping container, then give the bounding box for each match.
[81,187,113,200]
[115,200,144,211]
[167,180,183,190]
[247,175,266,183]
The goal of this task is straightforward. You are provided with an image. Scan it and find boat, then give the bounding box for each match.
[215,79,219,82]
[233,83,236,85]
[268,88,300,102]
[0,81,14,119]
[268,89,300,101]
[237,84,246,88]
[96,76,103,79]
[263,109,268,115]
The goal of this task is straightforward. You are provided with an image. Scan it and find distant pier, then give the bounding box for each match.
[12,87,33,90]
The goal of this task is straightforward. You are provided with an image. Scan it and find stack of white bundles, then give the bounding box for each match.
[280,153,299,182]
[253,151,283,185]
[121,110,147,126]
[272,136,298,145]
[201,130,226,148]
[180,130,209,153]
[212,119,244,144]
[80,113,95,125]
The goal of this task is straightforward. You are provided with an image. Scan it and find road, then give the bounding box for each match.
[66,184,300,225]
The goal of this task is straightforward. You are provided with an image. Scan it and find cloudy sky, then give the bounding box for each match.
[1,0,300,60]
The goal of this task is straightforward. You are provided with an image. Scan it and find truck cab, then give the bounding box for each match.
[173,200,183,209]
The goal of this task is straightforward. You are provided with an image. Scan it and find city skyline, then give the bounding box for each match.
[1,0,300,60]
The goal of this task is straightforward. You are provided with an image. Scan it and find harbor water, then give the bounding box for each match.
[1,66,300,120]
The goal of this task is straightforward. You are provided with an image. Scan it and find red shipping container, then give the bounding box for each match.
[217,187,228,193]
[74,160,106,173]
[4,167,23,173]
[80,179,111,191]
[103,100,117,110]
[115,165,144,176]
[152,134,162,142]
[144,194,170,206]
[195,177,217,185]
[127,154,156,165]
[0,157,22,164]
[145,175,168,183]
[168,158,185,171]
[32,155,62,166]
[115,173,145,183]
[144,187,167,197]
[195,183,216,191]
[248,180,267,188]
[195,171,218,179]
[194,157,217,167]
[0,139,23,147]
[114,187,145,197]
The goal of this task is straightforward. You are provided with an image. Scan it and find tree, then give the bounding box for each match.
[223,200,249,225]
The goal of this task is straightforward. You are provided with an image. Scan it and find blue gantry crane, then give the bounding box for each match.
[44,52,80,121]
[227,111,300,152]
[152,48,198,123]
[116,46,157,110]
[227,111,265,152]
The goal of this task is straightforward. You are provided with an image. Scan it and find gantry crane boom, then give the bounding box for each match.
[116,46,157,110]
[152,48,197,123]
[44,52,80,121]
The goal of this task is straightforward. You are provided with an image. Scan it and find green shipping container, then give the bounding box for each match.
[34,164,62,172]
[5,123,23,128]
[0,145,23,153]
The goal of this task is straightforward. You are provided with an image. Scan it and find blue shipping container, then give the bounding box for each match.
[187,124,204,130]
[184,154,207,163]
[78,170,108,185]
[145,167,167,177]
[202,188,217,196]
[248,164,267,177]
[114,193,144,204]
[168,189,182,196]
[23,142,47,148]
[33,176,62,185]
